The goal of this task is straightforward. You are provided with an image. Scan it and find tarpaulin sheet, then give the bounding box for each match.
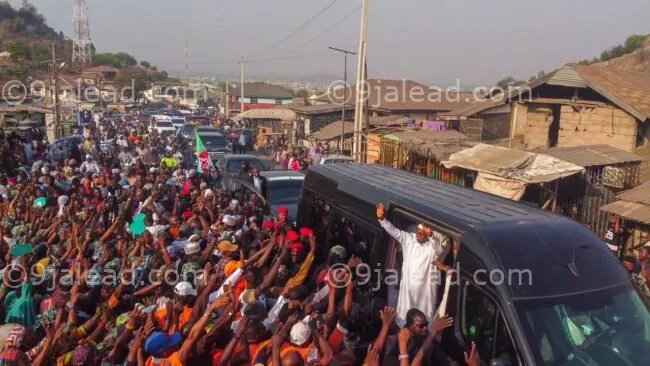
[473,172,526,201]
[442,143,585,183]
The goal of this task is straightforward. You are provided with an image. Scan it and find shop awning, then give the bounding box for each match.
[442,144,585,184]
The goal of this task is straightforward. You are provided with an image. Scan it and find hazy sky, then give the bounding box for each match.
[15,0,650,86]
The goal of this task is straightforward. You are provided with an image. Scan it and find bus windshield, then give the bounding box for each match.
[516,282,650,365]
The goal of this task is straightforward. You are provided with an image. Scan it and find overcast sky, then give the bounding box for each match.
[16,0,650,86]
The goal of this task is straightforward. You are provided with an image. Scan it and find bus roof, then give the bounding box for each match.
[305,164,625,299]
[307,164,555,229]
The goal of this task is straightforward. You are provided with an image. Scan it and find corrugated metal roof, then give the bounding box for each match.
[616,180,650,205]
[600,200,650,225]
[531,145,644,167]
[546,66,587,88]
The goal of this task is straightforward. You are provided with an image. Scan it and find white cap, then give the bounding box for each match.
[149,167,157,173]
[112,169,120,174]
[86,154,92,160]
[174,281,197,297]
[184,241,201,255]
[289,322,312,346]
[222,215,236,226]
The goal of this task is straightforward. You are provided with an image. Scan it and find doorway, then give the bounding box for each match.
[548,105,561,148]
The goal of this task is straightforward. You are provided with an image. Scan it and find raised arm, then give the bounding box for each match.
[377,203,409,245]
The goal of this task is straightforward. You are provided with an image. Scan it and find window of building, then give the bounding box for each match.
[636,121,647,147]
[250,97,258,104]
[275,99,283,105]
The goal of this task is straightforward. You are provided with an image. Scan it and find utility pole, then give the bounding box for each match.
[329,47,356,153]
[52,41,61,138]
[225,82,229,117]
[353,0,369,162]
[239,57,247,114]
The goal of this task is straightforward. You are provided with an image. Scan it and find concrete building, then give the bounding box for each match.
[228,82,294,113]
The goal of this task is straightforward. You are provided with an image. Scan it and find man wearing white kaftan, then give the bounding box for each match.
[377,204,450,326]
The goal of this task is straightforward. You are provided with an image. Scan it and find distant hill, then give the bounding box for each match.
[0,2,64,42]
[0,2,69,77]
[592,36,650,73]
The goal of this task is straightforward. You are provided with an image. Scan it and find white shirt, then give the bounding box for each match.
[80,161,101,174]
[253,176,263,192]
[379,219,449,325]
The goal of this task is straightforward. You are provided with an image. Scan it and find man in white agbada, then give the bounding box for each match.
[376,203,450,326]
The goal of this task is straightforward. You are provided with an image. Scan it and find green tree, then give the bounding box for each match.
[140,60,151,69]
[160,70,168,79]
[92,52,138,68]
[150,65,158,71]
[5,40,28,61]
[495,76,525,90]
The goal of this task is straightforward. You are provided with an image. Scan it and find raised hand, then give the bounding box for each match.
[376,203,385,220]
[432,314,454,333]
[464,341,480,366]
[379,306,396,327]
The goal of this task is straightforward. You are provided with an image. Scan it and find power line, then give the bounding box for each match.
[294,4,361,50]
[166,51,333,66]
[249,0,339,58]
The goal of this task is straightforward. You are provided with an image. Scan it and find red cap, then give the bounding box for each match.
[286,231,300,242]
[290,242,304,253]
[182,211,193,219]
[276,207,289,215]
[262,221,274,229]
[299,227,313,237]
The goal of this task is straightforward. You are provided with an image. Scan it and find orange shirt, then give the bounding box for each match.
[161,352,183,366]
[153,306,193,331]
[211,343,259,366]
[328,327,345,354]
[251,340,312,366]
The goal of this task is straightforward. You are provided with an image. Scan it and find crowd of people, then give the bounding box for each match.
[0,115,482,366]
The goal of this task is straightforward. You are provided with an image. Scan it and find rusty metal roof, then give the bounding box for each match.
[531,144,644,167]
[601,180,650,223]
[600,200,650,224]
[308,120,354,140]
[615,180,650,205]
[291,104,353,114]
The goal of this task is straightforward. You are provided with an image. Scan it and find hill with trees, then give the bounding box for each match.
[494,34,649,89]
[0,1,176,86]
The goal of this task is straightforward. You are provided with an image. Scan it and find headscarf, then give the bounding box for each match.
[5,325,26,349]
[57,195,69,217]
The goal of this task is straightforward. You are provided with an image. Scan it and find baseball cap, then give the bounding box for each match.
[174,281,197,297]
[144,332,183,357]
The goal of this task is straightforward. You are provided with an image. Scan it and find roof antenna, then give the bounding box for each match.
[567,245,582,277]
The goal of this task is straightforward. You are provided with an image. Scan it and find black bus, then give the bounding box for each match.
[298,163,650,365]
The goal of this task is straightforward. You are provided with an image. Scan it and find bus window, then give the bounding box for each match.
[461,283,498,363]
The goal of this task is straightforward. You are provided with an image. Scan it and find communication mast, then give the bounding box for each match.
[72,0,92,68]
